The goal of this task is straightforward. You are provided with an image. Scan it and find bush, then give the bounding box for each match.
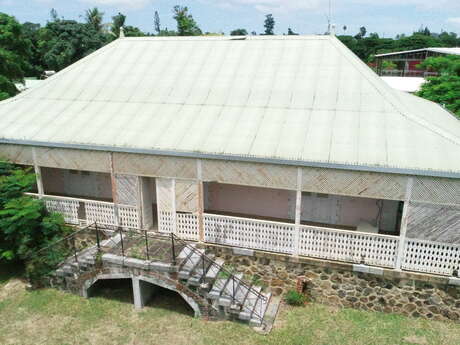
[284,290,307,306]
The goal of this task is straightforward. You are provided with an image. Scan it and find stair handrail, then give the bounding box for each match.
[24,221,99,261]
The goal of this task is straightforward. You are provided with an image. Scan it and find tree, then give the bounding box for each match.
[124,26,145,37]
[37,19,107,71]
[0,161,70,282]
[0,13,32,100]
[264,14,275,35]
[230,28,248,36]
[154,10,161,35]
[50,8,59,22]
[172,6,202,36]
[417,56,460,118]
[287,28,298,35]
[85,7,104,33]
[355,26,367,39]
[111,12,126,38]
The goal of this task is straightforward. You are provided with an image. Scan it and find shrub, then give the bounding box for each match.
[284,289,307,306]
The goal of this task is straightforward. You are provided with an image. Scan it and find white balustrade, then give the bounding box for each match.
[23,192,460,276]
[299,225,399,268]
[204,213,295,254]
[176,213,199,240]
[43,198,80,224]
[25,193,140,229]
[402,239,460,276]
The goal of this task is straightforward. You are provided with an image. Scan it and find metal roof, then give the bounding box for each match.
[0,35,460,177]
[375,47,460,58]
[381,77,426,93]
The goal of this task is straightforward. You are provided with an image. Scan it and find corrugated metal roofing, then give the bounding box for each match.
[375,47,460,57]
[0,35,459,177]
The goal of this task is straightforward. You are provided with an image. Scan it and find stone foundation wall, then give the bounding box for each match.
[206,245,460,322]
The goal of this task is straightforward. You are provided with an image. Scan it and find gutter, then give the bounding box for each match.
[1,139,459,179]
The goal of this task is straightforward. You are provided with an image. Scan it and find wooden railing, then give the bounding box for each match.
[25,193,140,229]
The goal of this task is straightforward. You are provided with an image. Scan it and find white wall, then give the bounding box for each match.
[41,167,112,201]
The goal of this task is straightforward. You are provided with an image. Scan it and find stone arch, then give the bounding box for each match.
[80,273,202,318]
[136,275,201,317]
[81,273,132,298]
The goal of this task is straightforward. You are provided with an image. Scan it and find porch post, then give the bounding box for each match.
[171,179,177,234]
[196,159,205,242]
[293,167,303,256]
[32,147,44,198]
[139,177,154,230]
[395,177,414,271]
[109,152,120,227]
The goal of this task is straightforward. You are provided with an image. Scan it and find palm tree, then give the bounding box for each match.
[85,7,104,32]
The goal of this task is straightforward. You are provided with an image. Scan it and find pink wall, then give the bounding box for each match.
[42,168,112,201]
[205,183,295,220]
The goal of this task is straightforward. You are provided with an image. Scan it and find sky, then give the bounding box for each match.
[1,0,460,37]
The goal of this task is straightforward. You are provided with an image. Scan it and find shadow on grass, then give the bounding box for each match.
[0,261,24,284]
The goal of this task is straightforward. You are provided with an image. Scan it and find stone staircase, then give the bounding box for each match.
[176,244,272,326]
[52,233,274,329]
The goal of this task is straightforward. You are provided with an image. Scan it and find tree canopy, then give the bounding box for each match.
[417,56,460,118]
[0,13,31,100]
[264,14,275,35]
[172,6,202,36]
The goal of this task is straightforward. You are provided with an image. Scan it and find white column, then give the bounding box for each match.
[197,159,204,242]
[395,177,414,271]
[171,179,177,234]
[109,153,120,227]
[32,147,44,198]
[139,177,154,230]
[293,167,303,256]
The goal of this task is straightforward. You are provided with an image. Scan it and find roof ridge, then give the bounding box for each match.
[330,36,460,147]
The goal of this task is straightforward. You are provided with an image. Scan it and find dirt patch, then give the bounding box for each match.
[0,279,27,299]
[403,335,428,345]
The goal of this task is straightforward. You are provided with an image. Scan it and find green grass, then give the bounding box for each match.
[1,265,460,345]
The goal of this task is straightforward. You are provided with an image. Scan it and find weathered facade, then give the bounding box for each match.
[1,35,459,320]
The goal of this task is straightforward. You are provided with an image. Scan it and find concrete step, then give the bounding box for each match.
[249,293,272,326]
[218,273,243,307]
[208,278,229,300]
[238,286,262,321]
[204,258,224,282]
[178,249,205,279]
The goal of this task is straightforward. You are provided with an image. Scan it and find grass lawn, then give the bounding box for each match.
[1,263,460,345]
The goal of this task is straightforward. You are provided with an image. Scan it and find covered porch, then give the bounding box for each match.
[28,164,460,278]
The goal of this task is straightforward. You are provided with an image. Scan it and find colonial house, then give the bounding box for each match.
[1,35,459,282]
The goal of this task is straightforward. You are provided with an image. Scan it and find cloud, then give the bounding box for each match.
[447,17,460,26]
[79,0,151,9]
[209,0,460,14]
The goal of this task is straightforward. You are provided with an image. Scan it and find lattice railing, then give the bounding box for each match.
[176,213,199,240]
[204,213,295,254]
[43,198,80,224]
[402,239,460,276]
[25,193,140,229]
[158,210,175,234]
[298,225,399,268]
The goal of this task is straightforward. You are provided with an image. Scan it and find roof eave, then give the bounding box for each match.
[1,139,459,179]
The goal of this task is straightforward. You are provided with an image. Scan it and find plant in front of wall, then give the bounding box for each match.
[284,289,307,306]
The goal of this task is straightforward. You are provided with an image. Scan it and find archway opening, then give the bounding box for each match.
[143,284,194,317]
[87,278,133,304]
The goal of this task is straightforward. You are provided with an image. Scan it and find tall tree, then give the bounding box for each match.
[154,10,161,35]
[111,12,126,38]
[264,14,275,35]
[85,7,104,33]
[230,28,248,36]
[50,8,59,22]
[287,28,298,35]
[0,13,32,100]
[172,6,201,36]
